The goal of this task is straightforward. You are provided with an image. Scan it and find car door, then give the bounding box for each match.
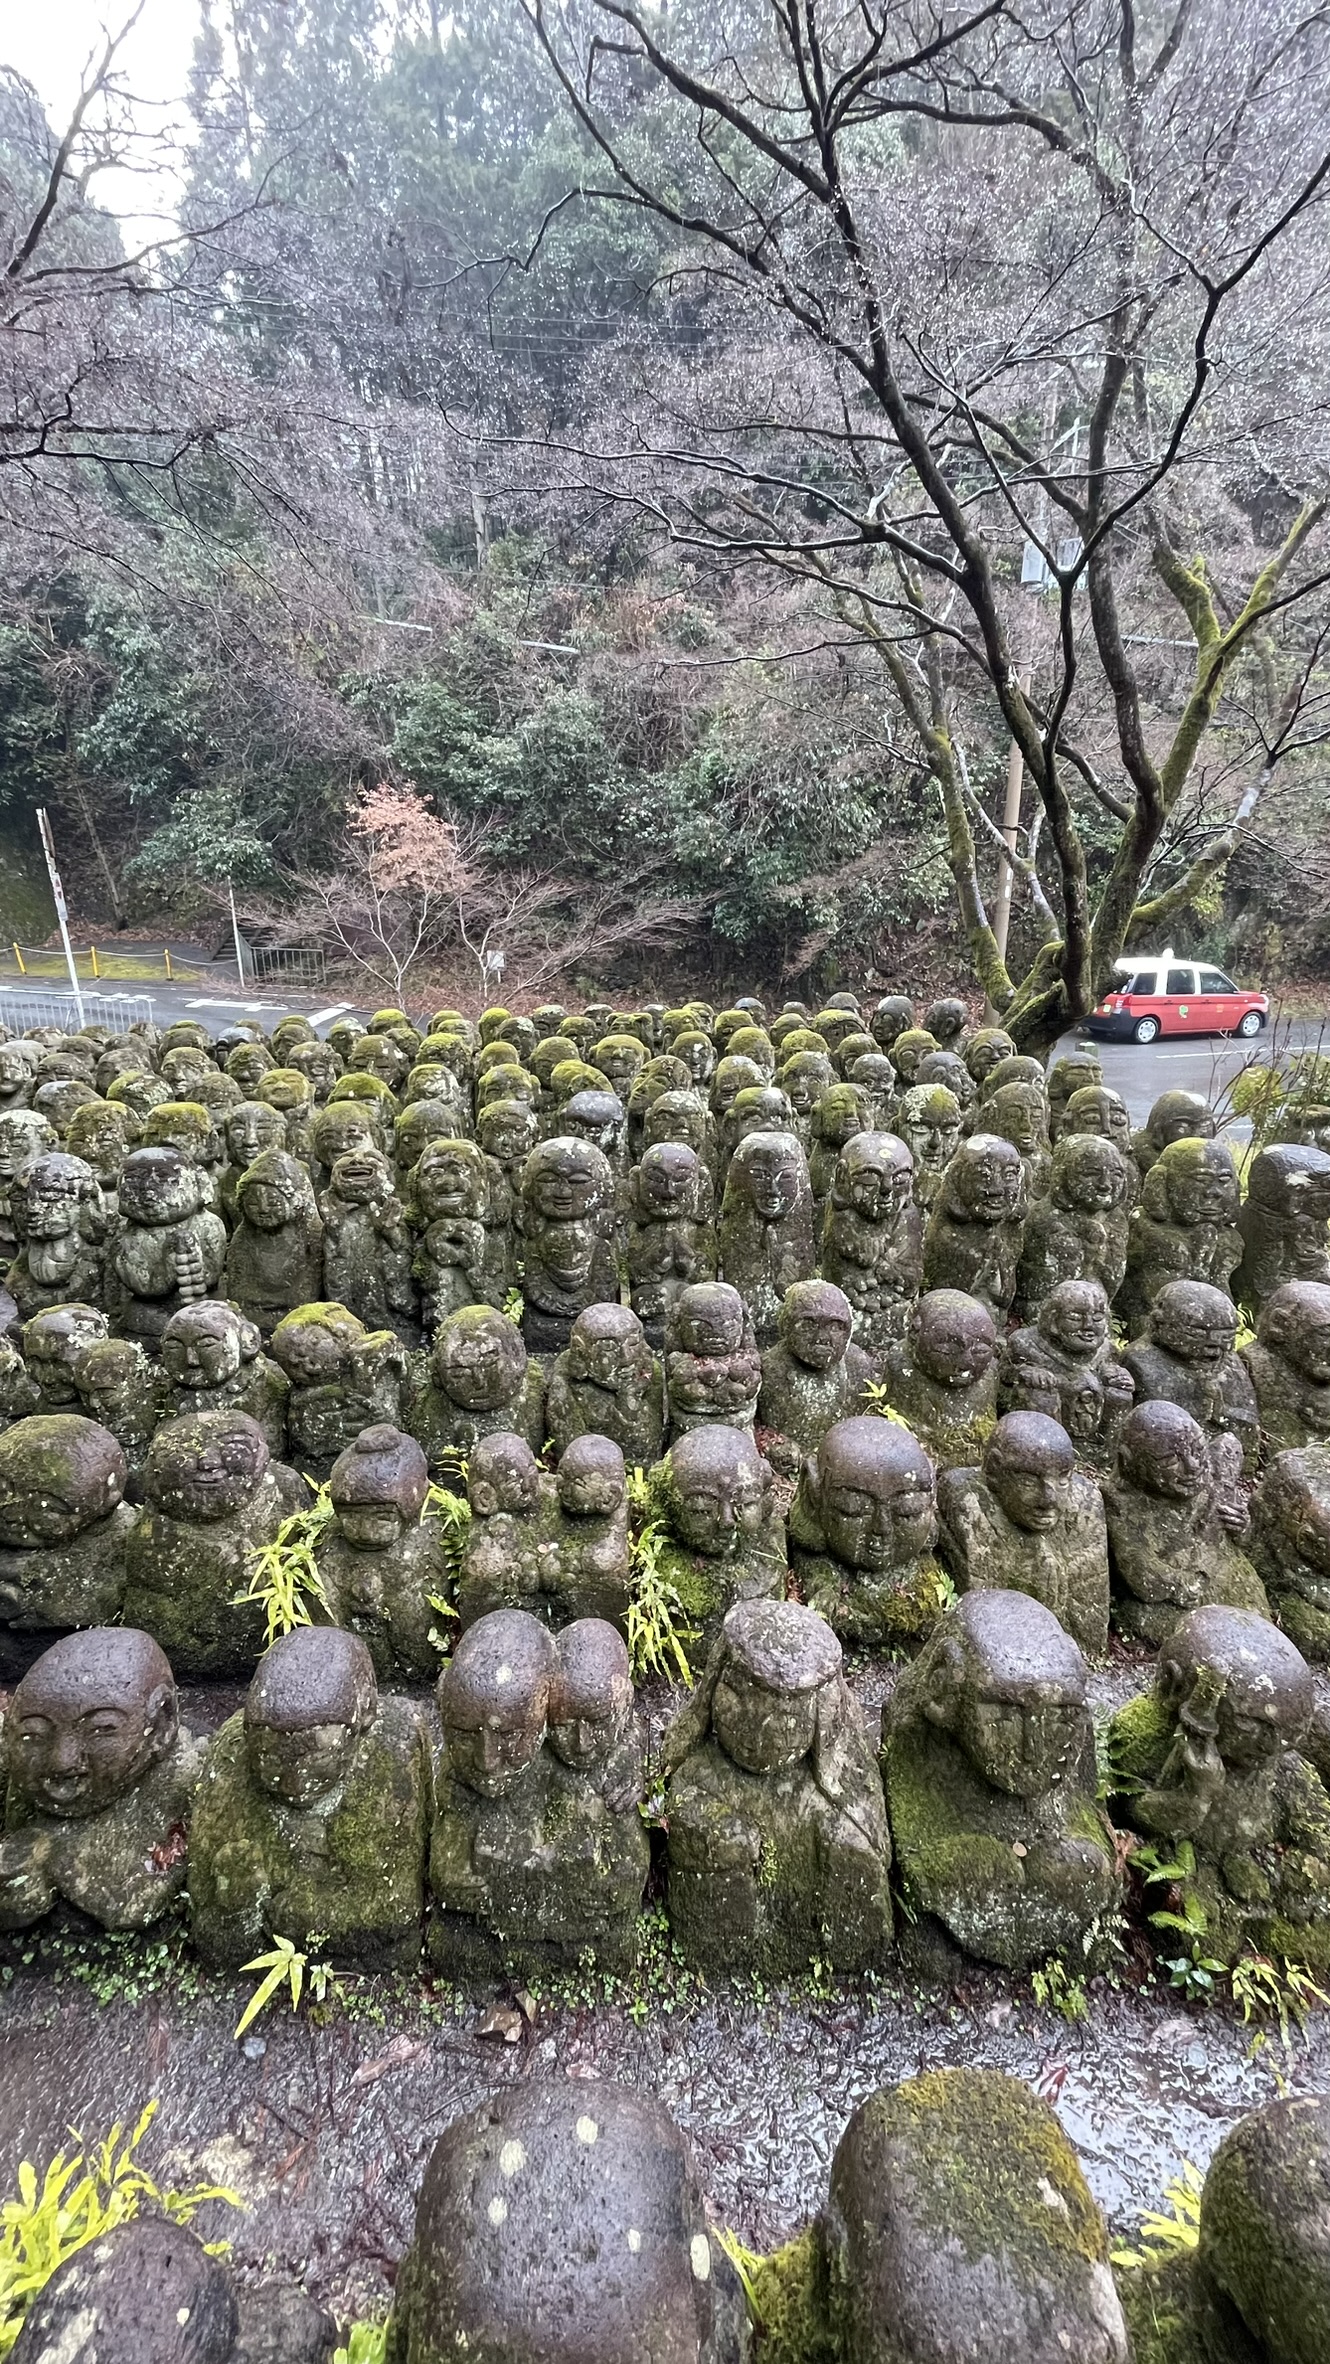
[1196,966,1241,1034]
[1164,965,1199,1033]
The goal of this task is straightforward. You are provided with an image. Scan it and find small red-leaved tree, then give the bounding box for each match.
[297,784,469,1003]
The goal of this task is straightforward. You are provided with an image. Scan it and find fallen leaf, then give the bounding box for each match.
[348,2035,428,2089]
[475,2006,524,2045]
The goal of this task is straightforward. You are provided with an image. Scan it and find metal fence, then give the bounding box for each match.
[248,944,326,986]
[0,986,157,1035]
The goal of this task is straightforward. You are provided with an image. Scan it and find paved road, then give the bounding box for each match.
[0,976,360,1038]
[1051,1020,1329,1129]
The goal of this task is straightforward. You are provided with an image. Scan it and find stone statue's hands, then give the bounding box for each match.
[172,1230,208,1302]
[0,1828,57,1930]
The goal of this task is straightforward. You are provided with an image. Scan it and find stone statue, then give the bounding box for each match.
[1104,1400,1267,1645]
[106,1146,228,1348]
[64,1098,138,1204]
[269,1303,408,1478]
[545,1437,632,1628]
[0,1628,200,1933]
[885,1588,1122,1975]
[219,1099,288,1222]
[407,1303,546,1474]
[937,1410,1110,1660]
[0,1108,58,1261]
[718,1129,816,1343]
[1122,1278,1259,1482]
[19,1302,108,1413]
[890,1027,940,1086]
[963,1025,1016,1086]
[1119,1136,1244,1329]
[190,1625,430,1967]
[663,1280,762,1436]
[140,1099,225,1213]
[1109,1604,1330,1973]
[788,1414,942,1645]
[875,1288,999,1470]
[895,1084,964,1212]
[286,1036,341,1105]
[520,1136,618,1352]
[844,1050,898,1135]
[545,1301,665,1467]
[456,1431,560,1627]
[808,1083,873,1209]
[998,1279,1134,1467]
[818,1131,923,1355]
[318,1144,418,1342]
[1132,1086,1215,1178]
[475,1096,538,1224]
[757,1278,873,1476]
[914,1049,976,1126]
[779,1047,836,1148]
[1185,2096,1330,2364]
[159,1297,289,1456]
[5,1150,106,1320]
[626,1141,717,1341]
[922,1133,1026,1320]
[1249,1446,1330,1660]
[642,1086,717,1197]
[407,1136,498,1327]
[71,1337,163,1475]
[1059,1084,1139,1199]
[0,1415,133,1658]
[429,1609,648,1976]
[308,1097,382,1193]
[221,1148,324,1341]
[1014,1132,1134,1317]
[1243,1278,1330,1449]
[643,1424,786,1648]
[1234,1141,1330,1315]
[982,1079,1052,1204]
[1045,1048,1104,1140]
[310,1424,443,1684]
[121,1408,298,1677]
[662,1597,893,1976]
[870,994,914,1052]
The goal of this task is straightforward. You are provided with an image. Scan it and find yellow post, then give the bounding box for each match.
[12,944,24,974]
[90,944,100,978]
[163,948,173,980]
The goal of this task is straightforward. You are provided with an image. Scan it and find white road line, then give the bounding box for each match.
[186,998,270,1013]
[308,1002,354,1024]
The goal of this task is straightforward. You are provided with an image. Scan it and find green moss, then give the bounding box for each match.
[889,2069,1108,2270]
[748,2227,835,2364]
[1107,1689,1171,1791]
[1116,2253,1201,2364]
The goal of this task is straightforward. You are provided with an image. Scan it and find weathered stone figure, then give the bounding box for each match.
[789,1414,942,1644]
[644,1424,786,1647]
[718,1129,817,1343]
[19,1302,108,1413]
[1014,1132,1134,1317]
[807,1082,872,1209]
[664,1280,762,1436]
[757,1278,873,1475]
[0,1108,58,1261]
[0,1627,200,1935]
[895,1083,962,1211]
[107,1146,228,1347]
[626,1140,716,1340]
[876,1288,999,1468]
[981,1079,1052,1204]
[159,1297,289,1456]
[663,1597,893,1976]
[1106,1400,1267,1648]
[0,1416,133,1660]
[544,1300,665,1467]
[320,1144,418,1340]
[1119,1135,1243,1329]
[1243,1277,1330,1450]
[219,1099,288,1220]
[921,1132,1026,1319]
[456,1431,560,1627]
[1234,1141,1330,1316]
[998,1279,1134,1467]
[819,1130,923,1352]
[121,1409,297,1677]
[224,1148,325,1338]
[1123,1278,1259,1478]
[938,1410,1110,1660]
[520,1135,618,1352]
[408,1302,546,1475]
[70,1336,162,1474]
[407,1136,495,1329]
[269,1302,408,1478]
[1133,1086,1215,1178]
[5,1151,105,1320]
[882,1590,1121,1971]
[190,1625,430,1967]
[317,1424,442,1683]
[1249,1445,1330,1660]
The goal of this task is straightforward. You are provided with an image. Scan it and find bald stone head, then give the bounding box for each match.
[6,1628,178,1819]
[439,1608,558,1797]
[806,1416,937,1571]
[548,1619,633,1769]
[245,1626,377,1807]
[556,1433,626,1518]
[664,1425,772,1557]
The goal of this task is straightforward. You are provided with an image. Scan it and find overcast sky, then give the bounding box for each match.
[6,1,204,237]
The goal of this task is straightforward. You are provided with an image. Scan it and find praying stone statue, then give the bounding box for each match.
[626,1140,717,1341]
[429,1609,648,1976]
[882,1591,1121,1971]
[320,1144,418,1341]
[269,1302,409,1478]
[937,1410,1110,1661]
[19,1302,108,1413]
[520,1135,618,1352]
[1132,1086,1215,1178]
[456,1431,560,1627]
[159,1297,289,1456]
[1234,1141,1330,1315]
[71,1337,163,1474]
[1104,1401,1268,1646]
[5,1149,106,1320]
[224,1148,326,1338]
[1243,1278,1330,1450]
[789,1414,943,1645]
[1122,1278,1259,1478]
[106,1146,228,1348]
[662,1597,893,1976]
[998,1279,1134,1467]
[1109,1604,1330,1973]
[0,1416,132,1665]
[219,1099,288,1221]
[663,1280,762,1435]
[876,1289,999,1469]
[1119,1137,1243,1328]
[922,1133,1026,1320]
[316,1424,442,1683]
[407,1303,546,1473]
[545,1301,665,1467]
[121,1409,298,1678]
[718,1129,817,1343]
[0,1627,200,1934]
[982,1079,1052,1204]
[190,1625,430,1967]
[407,1137,496,1329]
[1249,1446,1330,1660]
[644,1424,786,1647]
[757,1278,873,1476]
[820,1130,923,1352]
[1014,1132,1134,1317]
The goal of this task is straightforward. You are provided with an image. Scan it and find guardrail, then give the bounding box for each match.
[0,986,157,1035]
[9,944,191,981]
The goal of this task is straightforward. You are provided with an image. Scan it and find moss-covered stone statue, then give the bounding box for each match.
[788,1414,941,1644]
[1123,1278,1259,1480]
[1242,1277,1330,1451]
[757,1278,873,1476]
[717,1129,816,1344]
[190,1625,430,1968]
[1103,1401,1267,1647]
[121,1409,298,1678]
[882,1591,1121,1972]
[406,1136,496,1329]
[0,1108,58,1261]
[644,1424,786,1647]
[545,1301,665,1466]
[875,1288,999,1469]
[1132,1086,1216,1179]
[662,1597,892,1978]
[0,1416,133,1663]
[1119,1136,1243,1330]
[316,1424,443,1683]
[224,1147,325,1338]
[819,1130,923,1353]
[70,1336,163,1475]
[807,1081,873,1210]
[219,1098,288,1221]
[1014,1132,1134,1318]
[780,1046,836,1148]
[269,1302,408,1478]
[5,1150,106,1321]
[158,1296,289,1456]
[18,1303,107,1415]
[456,1431,559,1627]
[921,1132,1026,1320]
[406,1303,546,1473]
[308,1096,382,1192]
[1234,1142,1330,1318]
[0,1627,200,1935]
[998,1279,1134,1467]
[664,1280,762,1436]
[428,1609,648,1977]
[824,2068,1129,2364]
[625,1141,716,1343]
[1108,1604,1330,1973]
[1249,1446,1330,1661]
[938,1410,1110,1660]
[106,1145,228,1348]
[9,2209,338,2364]
[319,1143,418,1342]
[520,1135,619,1352]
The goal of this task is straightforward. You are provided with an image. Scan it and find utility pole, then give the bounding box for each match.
[229,878,248,986]
[35,807,85,1026]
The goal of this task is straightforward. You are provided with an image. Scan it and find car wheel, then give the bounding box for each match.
[1132,1016,1161,1044]
[1237,1010,1264,1038]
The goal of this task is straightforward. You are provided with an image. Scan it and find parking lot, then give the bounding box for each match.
[1052,1017,1328,1128]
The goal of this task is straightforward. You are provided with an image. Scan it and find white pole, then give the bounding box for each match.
[35,808,85,1027]
[229,878,247,985]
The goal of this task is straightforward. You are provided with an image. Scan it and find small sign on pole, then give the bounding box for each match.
[35,808,85,1026]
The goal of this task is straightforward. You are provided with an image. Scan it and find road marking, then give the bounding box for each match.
[308,1003,354,1025]
[185,998,270,1013]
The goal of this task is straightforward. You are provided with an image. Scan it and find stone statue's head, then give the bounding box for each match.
[1149,1279,1239,1368]
[548,1618,633,1769]
[141,1410,269,1523]
[161,1298,262,1392]
[982,1411,1076,1534]
[21,1303,109,1405]
[0,1412,126,1545]
[434,1305,526,1411]
[5,1627,177,1819]
[1257,1279,1330,1383]
[908,1289,997,1387]
[660,1424,773,1558]
[1116,1400,1211,1500]
[555,1432,626,1519]
[913,1589,1089,1798]
[468,1431,542,1519]
[1037,1278,1113,1361]
[438,1608,556,1797]
[778,1279,854,1374]
[794,1415,936,1571]
[330,1422,429,1548]
[1158,1604,1313,1772]
[245,1625,378,1807]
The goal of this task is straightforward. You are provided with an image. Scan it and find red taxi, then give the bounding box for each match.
[1086,949,1268,1045]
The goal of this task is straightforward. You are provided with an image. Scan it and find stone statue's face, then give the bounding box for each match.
[161,1312,244,1390]
[74,1345,143,1414]
[1043,1288,1109,1358]
[990,1091,1043,1157]
[905,1103,961,1172]
[7,1670,172,1819]
[1158,1103,1214,1149]
[557,1457,624,1517]
[149,1420,266,1521]
[1154,1288,1237,1368]
[712,1671,819,1774]
[821,1455,935,1571]
[275,1322,349,1388]
[336,1501,403,1551]
[438,1319,514,1410]
[332,1148,391,1205]
[119,1155,198,1227]
[1060,1145,1120,1212]
[1170,1152,1239,1227]
[1283,1305,1330,1385]
[315,1110,377,1166]
[671,1450,767,1556]
[228,1047,272,1094]
[957,1143,1022,1222]
[1211,1685,1297,1773]
[676,1296,742,1359]
[248,1717,360,1807]
[25,1311,109,1403]
[786,1310,851,1372]
[844,1145,910,1221]
[738,1139,801,1221]
[532,1151,600,1222]
[0,1426,122,1543]
[481,1114,532,1164]
[20,1167,82,1237]
[1292,1496,1330,1576]
[914,1302,994,1386]
[444,1693,544,1798]
[417,1148,481,1218]
[639,1150,692,1215]
[226,1107,285,1167]
[988,1444,1072,1532]
[547,1702,622,1769]
[470,1447,540,1517]
[0,1048,29,1094]
[1135,1420,1209,1499]
[959,1680,1083,1797]
[240,1172,300,1229]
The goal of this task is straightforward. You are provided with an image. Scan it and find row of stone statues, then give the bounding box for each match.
[12,2071,1327,2364]
[5,1587,1328,1989]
